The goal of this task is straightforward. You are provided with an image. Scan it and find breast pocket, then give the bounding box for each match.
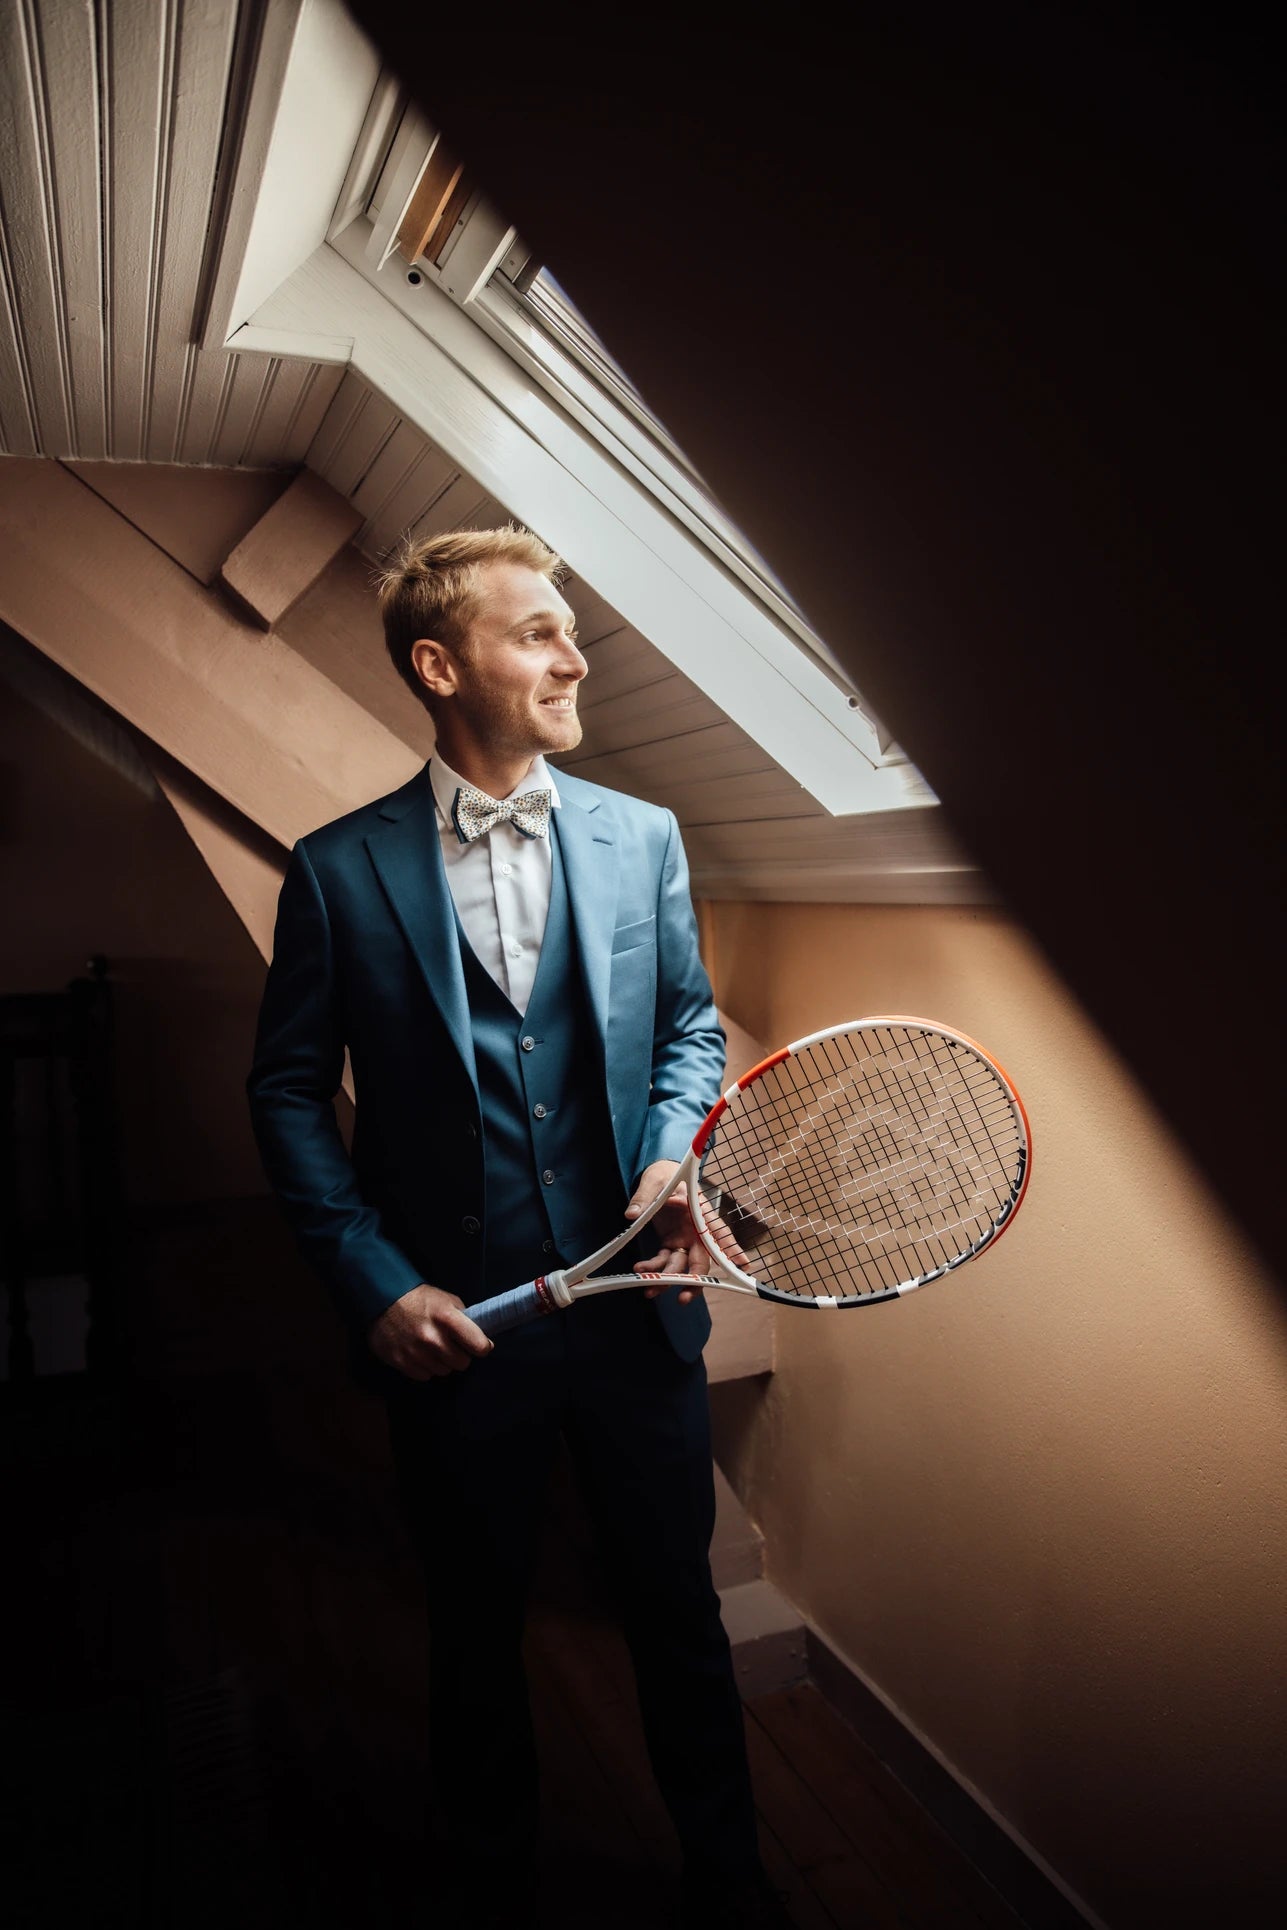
[611,915,657,957]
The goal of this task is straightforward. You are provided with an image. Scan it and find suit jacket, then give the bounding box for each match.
[247,762,725,1371]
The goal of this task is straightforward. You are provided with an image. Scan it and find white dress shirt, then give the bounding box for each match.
[430,753,561,1016]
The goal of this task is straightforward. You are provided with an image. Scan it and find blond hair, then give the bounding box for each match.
[376,525,566,710]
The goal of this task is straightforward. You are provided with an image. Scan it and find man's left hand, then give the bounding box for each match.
[624,1160,749,1305]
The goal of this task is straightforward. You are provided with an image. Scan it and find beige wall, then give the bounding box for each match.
[706,902,1286,1929]
[0,678,270,1204]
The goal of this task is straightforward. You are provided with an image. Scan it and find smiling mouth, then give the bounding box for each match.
[540,697,576,709]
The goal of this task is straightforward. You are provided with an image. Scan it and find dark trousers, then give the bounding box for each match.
[383,1288,760,1881]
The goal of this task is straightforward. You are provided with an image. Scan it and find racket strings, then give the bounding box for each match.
[700,1026,1025,1302]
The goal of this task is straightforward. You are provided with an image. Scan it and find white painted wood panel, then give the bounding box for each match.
[278,360,346,465]
[577,628,674,709]
[101,0,178,459]
[30,0,108,457]
[144,0,240,461]
[573,675,725,757]
[208,353,284,468]
[244,358,336,468]
[564,725,775,790]
[562,577,625,647]
[0,0,75,454]
[358,437,459,559]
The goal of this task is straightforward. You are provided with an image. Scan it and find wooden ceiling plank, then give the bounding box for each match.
[312,384,401,501]
[30,0,109,458]
[100,0,180,460]
[0,456,420,848]
[351,417,427,525]
[176,349,238,465]
[563,576,624,647]
[143,0,241,462]
[280,361,347,466]
[563,723,771,788]
[575,689,725,759]
[577,630,676,710]
[0,2,75,454]
[356,440,460,561]
[219,468,364,629]
[410,470,493,538]
[208,353,284,468]
[303,365,370,477]
[243,358,329,470]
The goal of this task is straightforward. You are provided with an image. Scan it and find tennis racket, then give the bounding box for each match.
[467,1017,1031,1338]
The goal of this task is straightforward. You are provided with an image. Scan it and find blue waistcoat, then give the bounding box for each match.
[456,824,626,1296]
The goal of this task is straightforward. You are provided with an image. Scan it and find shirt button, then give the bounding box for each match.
[521,1036,535,1052]
[461,1215,481,1234]
[500,862,513,877]
[509,943,522,959]
[533,1103,547,1119]
[542,1169,555,1186]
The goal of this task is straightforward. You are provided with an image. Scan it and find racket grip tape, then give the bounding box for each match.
[466,1276,561,1339]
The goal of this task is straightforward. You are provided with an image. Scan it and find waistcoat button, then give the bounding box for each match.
[542,1169,555,1185]
[533,1103,547,1119]
[521,1035,536,1052]
[542,1238,555,1254]
[461,1215,481,1234]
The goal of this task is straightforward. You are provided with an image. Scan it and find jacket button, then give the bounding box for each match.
[465,1121,478,1139]
[542,1169,555,1186]
[542,1238,556,1255]
[533,1102,547,1119]
[521,1035,536,1052]
[462,1215,481,1234]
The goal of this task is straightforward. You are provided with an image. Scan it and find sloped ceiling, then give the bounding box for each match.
[0,0,985,903]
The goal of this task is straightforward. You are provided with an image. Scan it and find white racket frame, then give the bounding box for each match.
[469,1015,1031,1334]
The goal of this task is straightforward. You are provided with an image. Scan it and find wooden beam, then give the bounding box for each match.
[0,458,420,849]
[219,467,364,627]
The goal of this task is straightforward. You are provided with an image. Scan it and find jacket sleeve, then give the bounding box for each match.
[246,841,424,1329]
[638,812,727,1175]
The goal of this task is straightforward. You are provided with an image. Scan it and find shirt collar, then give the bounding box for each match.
[430,752,562,830]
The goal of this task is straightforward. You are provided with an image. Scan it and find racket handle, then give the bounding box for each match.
[467,1274,565,1338]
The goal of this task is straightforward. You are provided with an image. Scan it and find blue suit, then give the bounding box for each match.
[248,761,722,1369]
[247,760,760,1890]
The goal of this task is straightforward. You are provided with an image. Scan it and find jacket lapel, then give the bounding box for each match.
[554,783,618,1059]
[364,768,479,1096]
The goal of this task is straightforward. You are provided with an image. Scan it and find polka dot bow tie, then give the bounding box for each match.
[451,783,553,844]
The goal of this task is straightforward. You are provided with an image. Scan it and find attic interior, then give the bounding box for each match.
[1,5,1283,1930]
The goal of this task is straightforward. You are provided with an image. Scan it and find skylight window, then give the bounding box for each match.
[345,83,910,768]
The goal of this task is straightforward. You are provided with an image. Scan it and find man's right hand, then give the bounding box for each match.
[368,1284,494,1380]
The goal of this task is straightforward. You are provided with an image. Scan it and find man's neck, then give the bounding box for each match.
[434,737,541,801]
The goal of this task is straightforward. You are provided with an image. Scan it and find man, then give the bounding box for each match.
[247,527,788,1927]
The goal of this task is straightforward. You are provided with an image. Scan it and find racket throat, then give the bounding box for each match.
[534,1270,574,1313]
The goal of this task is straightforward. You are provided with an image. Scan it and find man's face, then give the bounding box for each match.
[430,561,587,763]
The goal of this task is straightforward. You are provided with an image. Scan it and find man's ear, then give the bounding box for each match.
[410,637,457,702]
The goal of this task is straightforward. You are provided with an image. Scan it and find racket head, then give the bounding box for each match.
[689,1016,1031,1307]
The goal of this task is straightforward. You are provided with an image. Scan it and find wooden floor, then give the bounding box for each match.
[2,1211,1030,1930]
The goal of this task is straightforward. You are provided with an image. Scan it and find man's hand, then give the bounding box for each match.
[624,1160,748,1306]
[368,1283,493,1380]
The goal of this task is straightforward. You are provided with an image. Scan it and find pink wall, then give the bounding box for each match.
[706,900,1287,1927]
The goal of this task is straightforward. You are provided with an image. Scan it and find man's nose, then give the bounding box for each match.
[556,637,588,680]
